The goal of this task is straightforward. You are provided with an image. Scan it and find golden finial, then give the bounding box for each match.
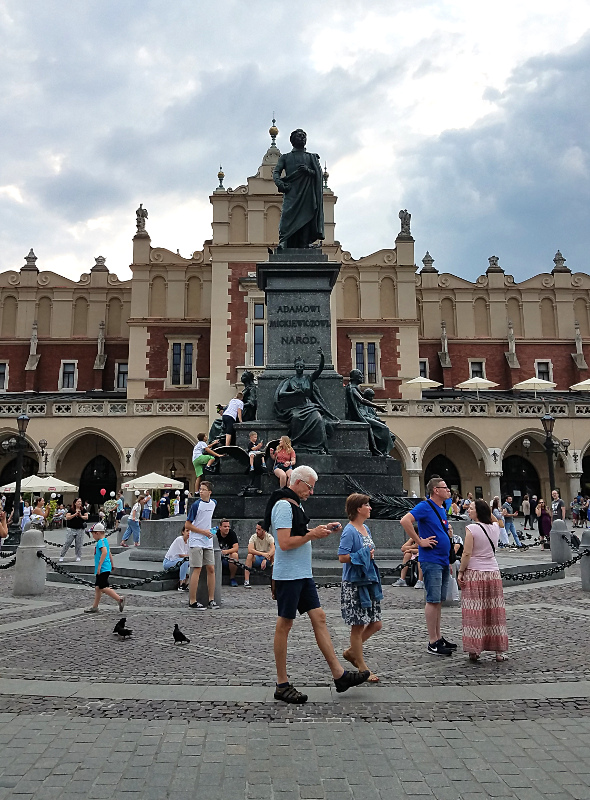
[269,115,279,145]
[217,164,225,190]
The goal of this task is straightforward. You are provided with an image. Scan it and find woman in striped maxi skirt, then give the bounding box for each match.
[458,499,509,662]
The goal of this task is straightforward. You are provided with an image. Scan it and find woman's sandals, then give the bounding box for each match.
[343,649,379,682]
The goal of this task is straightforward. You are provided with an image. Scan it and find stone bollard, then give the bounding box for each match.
[580,530,590,592]
[196,536,222,606]
[13,527,46,597]
[550,519,572,563]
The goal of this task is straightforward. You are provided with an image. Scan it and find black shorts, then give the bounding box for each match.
[274,463,291,472]
[275,578,321,620]
[222,414,236,435]
[95,571,110,589]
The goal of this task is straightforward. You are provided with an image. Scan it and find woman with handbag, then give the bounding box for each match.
[491,496,510,548]
[59,498,88,562]
[457,499,509,662]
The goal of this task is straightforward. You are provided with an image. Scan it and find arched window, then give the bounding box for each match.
[265,206,281,244]
[186,277,202,319]
[380,277,396,318]
[574,297,590,337]
[507,297,522,337]
[107,298,123,337]
[424,454,461,495]
[343,277,360,319]
[473,297,490,337]
[37,297,52,337]
[0,296,17,337]
[540,297,556,338]
[149,276,167,317]
[72,297,88,336]
[229,206,247,243]
[440,297,456,337]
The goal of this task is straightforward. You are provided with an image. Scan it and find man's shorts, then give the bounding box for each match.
[95,571,110,589]
[222,414,236,435]
[189,547,215,568]
[253,554,271,569]
[420,561,450,604]
[192,454,211,478]
[275,578,321,619]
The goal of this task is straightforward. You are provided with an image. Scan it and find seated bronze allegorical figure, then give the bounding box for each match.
[345,370,396,456]
[274,348,338,453]
[241,370,257,422]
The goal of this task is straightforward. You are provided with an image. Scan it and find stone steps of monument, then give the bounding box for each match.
[45,562,179,592]
[214,494,408,520]
[215,454,402,477]
[209,472,402,497]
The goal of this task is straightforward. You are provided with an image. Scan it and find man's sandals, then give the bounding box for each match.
[274,669,371,704]
[274,684,308,704]
[343,648,379,682]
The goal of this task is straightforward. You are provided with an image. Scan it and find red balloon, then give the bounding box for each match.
[100,488,106,496]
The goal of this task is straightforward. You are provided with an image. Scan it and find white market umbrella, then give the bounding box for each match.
[0,474,51,494]
[570,379,590,391]
[512,377,557,398]
[39,476,78,494]
[121,472,184,491]
[455,377,499,400]
[403,377,443,389]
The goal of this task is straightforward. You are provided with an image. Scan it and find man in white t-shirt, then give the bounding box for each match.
[222,392,244,446]
[142,491,152,520]
[186,482,219,610]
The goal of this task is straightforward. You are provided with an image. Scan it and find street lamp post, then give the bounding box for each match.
[522,414,570,497]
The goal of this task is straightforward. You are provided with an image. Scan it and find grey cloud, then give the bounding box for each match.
[397,33,590,279]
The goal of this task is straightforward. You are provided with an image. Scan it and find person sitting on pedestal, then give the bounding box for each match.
[244,521,275,587]
[270,436,296,489]
[214,518,240,587]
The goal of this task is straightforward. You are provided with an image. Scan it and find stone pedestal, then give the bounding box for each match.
[256,251,344,420]
[550,519,572,562]
[13,528,46,597]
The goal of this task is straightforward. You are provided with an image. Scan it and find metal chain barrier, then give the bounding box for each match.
[42,527,116,549]
[0,554,17,569]
[36,551,189,590]
[499,549,589,581]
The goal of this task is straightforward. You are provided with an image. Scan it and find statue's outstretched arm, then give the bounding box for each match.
[311,348,325,382]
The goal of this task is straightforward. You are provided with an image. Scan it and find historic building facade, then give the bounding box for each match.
[1,126,590,507]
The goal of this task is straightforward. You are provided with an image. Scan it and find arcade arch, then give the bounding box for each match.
[53,431,123,503]
[420,430,489,499]
[135,430,195,491]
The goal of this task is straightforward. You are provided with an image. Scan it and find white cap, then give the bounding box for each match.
[93,522,105,532]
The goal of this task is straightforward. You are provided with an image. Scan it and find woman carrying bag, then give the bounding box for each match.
[458,499,509,663]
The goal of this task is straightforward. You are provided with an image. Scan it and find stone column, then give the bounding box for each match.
[567,472,582,505]
[486,472,502,503]
[407,470,422,498]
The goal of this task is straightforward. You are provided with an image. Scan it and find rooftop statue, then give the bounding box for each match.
[272,129,324,250]
[136,203,148,233]
[345,370,395,456]
[274,348,338,453]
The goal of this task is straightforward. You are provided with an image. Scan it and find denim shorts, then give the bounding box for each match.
[420,561,450,604]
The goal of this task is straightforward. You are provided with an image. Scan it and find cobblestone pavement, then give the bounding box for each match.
[2,563,590,798]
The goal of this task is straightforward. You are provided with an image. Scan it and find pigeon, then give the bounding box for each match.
[173,624,190,644]
[113,617,126,634]
[118,626,133,639]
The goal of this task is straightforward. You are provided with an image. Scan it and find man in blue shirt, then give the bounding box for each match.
[267,465,370,703]
[400,476,457,656]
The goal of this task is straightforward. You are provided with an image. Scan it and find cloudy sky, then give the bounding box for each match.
[1,0,589,283]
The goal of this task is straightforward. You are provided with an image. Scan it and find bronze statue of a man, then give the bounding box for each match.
[273,129,324,250]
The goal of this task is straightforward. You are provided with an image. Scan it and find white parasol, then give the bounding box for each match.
[121,472,184,491]
[512,377,557,399]
[455,377,499,400]
[403,377,443,389]
[570,379,590,391]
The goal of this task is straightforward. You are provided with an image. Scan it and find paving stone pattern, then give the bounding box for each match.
[1,714,590,799]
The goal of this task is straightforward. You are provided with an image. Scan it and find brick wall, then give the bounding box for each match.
[145,326,210,399]
[337,326,400,399]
